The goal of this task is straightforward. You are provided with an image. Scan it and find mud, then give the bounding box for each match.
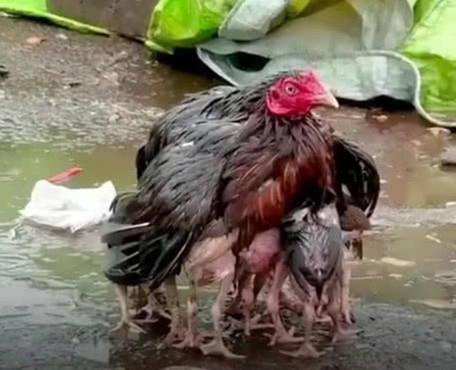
[1,16,456,370]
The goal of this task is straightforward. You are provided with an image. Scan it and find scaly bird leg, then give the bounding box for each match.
[200,272,245,359]
[341,254,353,324]
[244,273,274,334]
[266,261,303,346]
[162,275,184,346]
[110,284,146,334]
[327,281,348,343]
[281,301,320,358]
[173,279,202,349]
[240,273,255,336]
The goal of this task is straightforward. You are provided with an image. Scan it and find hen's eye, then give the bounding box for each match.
[285,84,297,96]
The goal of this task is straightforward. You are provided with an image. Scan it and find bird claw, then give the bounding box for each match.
[110,318,146,334]
[280,343,321,358]
[157,327,185,349]
[264,327,304,346]
[244,314,273,336]
[173,332,202,349]
[331,327,357,343]
[343,310,355,324]
[131,305,171,323]
[200,338,245,359]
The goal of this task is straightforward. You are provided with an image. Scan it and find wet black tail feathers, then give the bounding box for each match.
[102,222,191,289]
[103,192,191,288]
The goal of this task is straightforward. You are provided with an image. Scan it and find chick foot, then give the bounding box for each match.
[265,326,304,346]
[200,337,245,359]
[244,313,274,335]
[110,316,146,334]
[280,342,322,358]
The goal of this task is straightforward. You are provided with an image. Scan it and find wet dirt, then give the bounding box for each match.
[1,16,456,370]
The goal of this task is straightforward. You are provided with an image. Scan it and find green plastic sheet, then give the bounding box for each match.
[0,0,108,34]
[401,0,456,114]
[146,0,239,54]
[197,0,456,126]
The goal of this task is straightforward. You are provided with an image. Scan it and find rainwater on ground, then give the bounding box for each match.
[1,15,456,370]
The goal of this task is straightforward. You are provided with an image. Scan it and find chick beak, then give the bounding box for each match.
[318,85,339,109]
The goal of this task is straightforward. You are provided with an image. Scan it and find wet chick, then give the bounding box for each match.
[339,203,372,260]
[174,223,242,358]
[233,229,283,336]
[280,202,347,358]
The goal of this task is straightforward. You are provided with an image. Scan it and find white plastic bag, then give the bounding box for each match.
[19,180,117,233]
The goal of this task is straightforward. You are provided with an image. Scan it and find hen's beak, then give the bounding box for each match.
[318,85,339,109]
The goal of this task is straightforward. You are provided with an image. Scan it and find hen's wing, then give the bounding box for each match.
[103,143,225,289]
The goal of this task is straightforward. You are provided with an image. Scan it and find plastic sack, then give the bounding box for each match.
[147,0,238,53]
[19,180,117,233]
[218,0,288,41]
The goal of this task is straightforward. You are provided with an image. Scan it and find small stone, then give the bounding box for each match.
[0,90,5,100]
[56,33,69,40]
[440,146,456,166]
[62,78,82,88]
[71,337,80,345]
[373,114,388,122]
[109,113,120,123]
[427,127,451,137]
[26,36,46,45]
[441,341,452,352]
[0,64,9,78]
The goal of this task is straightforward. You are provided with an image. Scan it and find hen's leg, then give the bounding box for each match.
[200,272,244,359]
[174,279,201,349]
[266,261,303,346]
[281,302,320,358]
[162,275,184,345]
[110,285,146,333]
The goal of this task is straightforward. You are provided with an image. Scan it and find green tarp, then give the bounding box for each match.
[1,0,455,126]
[0,0,108,34]
[196,0,456,126]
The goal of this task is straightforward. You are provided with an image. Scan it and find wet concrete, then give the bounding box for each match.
[1,16,456,370]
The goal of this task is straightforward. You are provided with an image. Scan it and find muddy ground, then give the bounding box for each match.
[1,15,456,370]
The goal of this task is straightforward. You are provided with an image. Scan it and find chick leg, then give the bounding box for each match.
[110,285,146,333]
[162,275,184,345]
[200,272,244,359]
[328,281,348,343]
[341,255,353,324]
[173,279,201,349]
[240,273,255,336]
[244,273,274,334]
[281,302,320,358]
[266,261,303,346]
